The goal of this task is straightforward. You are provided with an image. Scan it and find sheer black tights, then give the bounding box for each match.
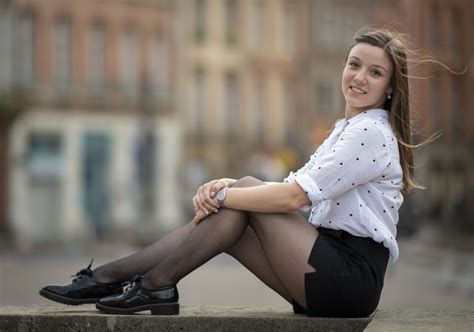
[92,176,318,308]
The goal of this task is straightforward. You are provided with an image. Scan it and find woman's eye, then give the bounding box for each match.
[348,62,358,68]
[371,70,382,77]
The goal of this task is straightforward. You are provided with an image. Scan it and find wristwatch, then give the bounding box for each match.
[216,187,229,207]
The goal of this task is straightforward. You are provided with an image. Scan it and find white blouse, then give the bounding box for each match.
[284,108,403,263]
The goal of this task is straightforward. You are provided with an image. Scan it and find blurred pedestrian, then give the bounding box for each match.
[39,28,434,317]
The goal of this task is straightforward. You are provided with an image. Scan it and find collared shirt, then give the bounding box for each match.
[284,108,403,263]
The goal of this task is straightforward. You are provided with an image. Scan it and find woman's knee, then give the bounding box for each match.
[232,176,265,188]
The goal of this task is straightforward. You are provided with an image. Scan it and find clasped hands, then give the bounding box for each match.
[192,179,229,225]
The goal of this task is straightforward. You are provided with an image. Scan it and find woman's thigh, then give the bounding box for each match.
[226,226,292,302]
[248,210,318,309]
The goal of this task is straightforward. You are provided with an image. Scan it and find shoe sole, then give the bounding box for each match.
[96,302,179,315]
[39,289,98,305]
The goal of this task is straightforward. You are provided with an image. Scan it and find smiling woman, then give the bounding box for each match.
[342,43,393,119]
[39,28,437,318]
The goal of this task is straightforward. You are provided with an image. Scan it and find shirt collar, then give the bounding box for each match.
[334,108,389,131]
[336,108,389,128]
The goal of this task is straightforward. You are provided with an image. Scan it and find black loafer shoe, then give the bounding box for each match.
[39,259,123,305]
[96,276,179,315]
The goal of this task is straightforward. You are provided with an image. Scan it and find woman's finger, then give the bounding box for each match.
[210,180,227,198]
[192,196,199,211]
[198,185,215,214]
[195,191,207,213]
[193,209,207,225]
[197,187,212,214]
[204,182,222,210]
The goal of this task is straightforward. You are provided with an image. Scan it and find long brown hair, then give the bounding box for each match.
[348,27,439,195]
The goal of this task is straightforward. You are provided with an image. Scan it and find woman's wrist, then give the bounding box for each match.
[220,178,237,187]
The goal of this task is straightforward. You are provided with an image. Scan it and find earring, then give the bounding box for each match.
[387,94,392,99]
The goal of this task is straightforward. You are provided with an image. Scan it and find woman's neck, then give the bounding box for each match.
[344,106,366,120]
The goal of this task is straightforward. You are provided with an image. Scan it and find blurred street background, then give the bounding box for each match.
[0,0,472,310]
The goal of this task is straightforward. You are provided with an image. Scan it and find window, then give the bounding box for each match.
[224,0,239,46]
[223,72,239,136]
[343,9,363,48]
[26,133,63,181]
[119,27,138,99]
[316,4,335,48]
[192,67,206,132]
[282,79,295,144]
[280,3,296,54]
[194,0,206,43]
[88,22,105,97]
[54,17,72,92]
[430,75,441,132]
[429,3,440,51]
[81,132,111,236]
[251,0,266,49]
[254,78,266,143]
[0,8,14,88]
[451,77,463,141]
[16,11,35,88]
[317,80,333,113]
[135,131,155,215]
[471,14,474,54]
[449,6,461,55]
[150,30,169,99]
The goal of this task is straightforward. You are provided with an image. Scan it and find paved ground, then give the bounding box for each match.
[2,306,473,331]
[0,225,473,311]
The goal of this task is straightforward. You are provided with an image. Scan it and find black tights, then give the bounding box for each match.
[92,176,318,309]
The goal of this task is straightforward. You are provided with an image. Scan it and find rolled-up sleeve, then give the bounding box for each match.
[294,122,390,204]
[284,146,324,211]
[283,145,323,184]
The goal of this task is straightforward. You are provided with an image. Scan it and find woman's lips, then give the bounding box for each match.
[350,86,366,94]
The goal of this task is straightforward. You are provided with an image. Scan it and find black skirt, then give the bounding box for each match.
[293,227,390,317]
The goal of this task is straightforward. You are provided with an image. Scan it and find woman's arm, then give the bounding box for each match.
[222,182,311,213]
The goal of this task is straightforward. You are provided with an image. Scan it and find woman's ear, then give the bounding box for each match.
[386,87,393,95]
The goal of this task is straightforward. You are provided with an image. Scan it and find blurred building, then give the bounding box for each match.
[376,0,474,232]
[176,0,307,180]
[304,0,392,144]
[0,0,183,246]
[416,0,473,231]
[176,0,474,233]
[0,0,472,247]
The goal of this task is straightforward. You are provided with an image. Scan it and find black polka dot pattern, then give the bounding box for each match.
[286,110,400,263]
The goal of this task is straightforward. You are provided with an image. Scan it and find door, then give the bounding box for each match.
[82,132,111,239]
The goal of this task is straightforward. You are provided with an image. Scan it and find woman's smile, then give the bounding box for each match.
[349,85,367,94]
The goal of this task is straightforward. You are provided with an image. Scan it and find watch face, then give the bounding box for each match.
[217,189,225,201]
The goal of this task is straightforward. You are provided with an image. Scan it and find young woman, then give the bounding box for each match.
[40,28,423,317]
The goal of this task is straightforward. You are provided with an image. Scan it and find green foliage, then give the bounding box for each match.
[0,88,27,129]
[0,88,26,117]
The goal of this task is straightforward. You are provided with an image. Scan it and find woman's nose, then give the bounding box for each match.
[354,71,367,84]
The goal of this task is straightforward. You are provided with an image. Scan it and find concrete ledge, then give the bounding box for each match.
[0,305,472,331]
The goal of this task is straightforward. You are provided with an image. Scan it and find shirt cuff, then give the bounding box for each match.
[284,171,311,212]
[283,171,296,183]
[294,172,323,204]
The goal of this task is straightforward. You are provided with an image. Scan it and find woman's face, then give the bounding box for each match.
[342,42,393,114]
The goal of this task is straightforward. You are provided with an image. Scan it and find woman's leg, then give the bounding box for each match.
[92,222,195,283]
[225,226,292,302]
[141,176,318,309]
[94,218,293,302]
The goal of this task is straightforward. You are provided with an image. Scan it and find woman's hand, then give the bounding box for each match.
[192,208,208,225]
[192,179,229,215]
